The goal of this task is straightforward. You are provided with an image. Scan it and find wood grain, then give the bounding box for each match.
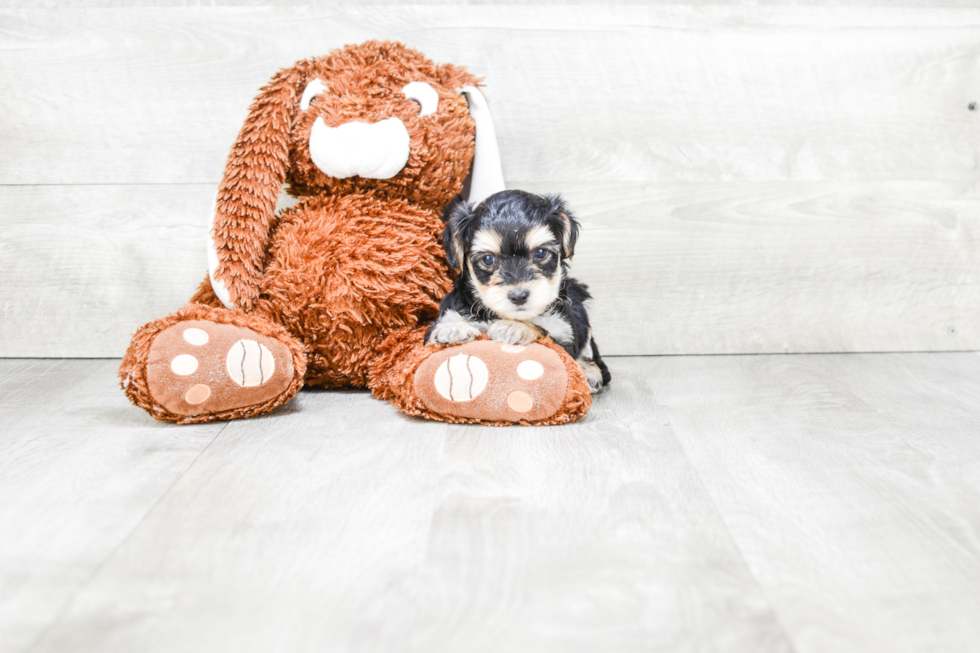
[2,180,976,357]
[0,184,213,358]
[5,353,980,651]
[0,359,225,653]
[642,352,980,653]
[2,5,978,357]
[6,0,978,7]
[0,6,977,185]
[14,359,790,653]
[537,179,980,355]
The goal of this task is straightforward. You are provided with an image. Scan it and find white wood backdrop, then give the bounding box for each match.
[1,5,978,356]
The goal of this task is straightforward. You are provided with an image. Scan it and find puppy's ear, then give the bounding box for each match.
[545,194,580,260]
[443,200,479,273]
[207,60,315,310]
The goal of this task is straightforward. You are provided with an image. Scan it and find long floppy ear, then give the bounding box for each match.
[544,194,580,260]
[442,200,481,273]
[207,63,313,311]
[460,87,505,206]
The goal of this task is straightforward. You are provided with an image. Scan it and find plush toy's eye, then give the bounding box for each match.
[533,248,549,260]
[301,78,327,111]
[402,81,439,117]
[480,254,496,267]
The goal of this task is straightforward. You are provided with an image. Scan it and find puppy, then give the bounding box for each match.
[426,190,611,392]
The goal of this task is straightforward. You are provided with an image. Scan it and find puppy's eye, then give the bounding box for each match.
[402,81,439,117]
[534,248,549,260]
[480,254,496,267]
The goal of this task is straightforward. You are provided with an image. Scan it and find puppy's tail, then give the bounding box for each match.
[589,337,612,387]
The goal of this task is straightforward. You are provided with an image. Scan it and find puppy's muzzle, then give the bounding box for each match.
[308,117,410,180]
[507,289,530,306]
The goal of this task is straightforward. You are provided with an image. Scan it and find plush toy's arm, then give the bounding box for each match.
[208,64,310,311]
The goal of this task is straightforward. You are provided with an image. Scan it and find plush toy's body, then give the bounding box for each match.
[120,41,593,425]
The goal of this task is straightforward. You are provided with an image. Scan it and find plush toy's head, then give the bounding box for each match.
[288,41,480,209]
[207,41,505,311]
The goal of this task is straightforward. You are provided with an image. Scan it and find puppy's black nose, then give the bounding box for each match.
[508,289,529,306]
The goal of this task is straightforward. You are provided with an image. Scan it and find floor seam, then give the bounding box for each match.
[655,395,802,653]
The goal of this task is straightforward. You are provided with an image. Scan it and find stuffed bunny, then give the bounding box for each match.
[119,41,592,425]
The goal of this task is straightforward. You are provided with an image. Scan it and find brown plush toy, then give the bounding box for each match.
[119,41,592,425]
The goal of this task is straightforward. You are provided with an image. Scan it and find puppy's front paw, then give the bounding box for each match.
[488,319,541,346]
[429,320,483,345]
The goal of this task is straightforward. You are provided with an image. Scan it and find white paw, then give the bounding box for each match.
[578,358,606,393]
[429,320,482,345]
[488,319,541,346]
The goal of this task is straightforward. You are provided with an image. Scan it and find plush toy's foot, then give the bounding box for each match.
[371,328,592,426]
[120,305,307,424]
[145,320,294,418]
[414,340,569,422]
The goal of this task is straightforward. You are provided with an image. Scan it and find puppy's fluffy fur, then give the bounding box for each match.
[426,190,611,392]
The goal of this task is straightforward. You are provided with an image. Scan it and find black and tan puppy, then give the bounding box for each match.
[426,190,611,392]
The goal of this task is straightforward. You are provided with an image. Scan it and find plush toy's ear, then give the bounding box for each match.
[207,64,312,311]
[460,87,506,206]
[443,200,480,273]
[544,194,580,260]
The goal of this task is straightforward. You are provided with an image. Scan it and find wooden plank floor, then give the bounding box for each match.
[1,353,979,653]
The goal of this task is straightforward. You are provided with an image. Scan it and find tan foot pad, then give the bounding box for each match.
[414,341,568,423]
[146,320,294,417]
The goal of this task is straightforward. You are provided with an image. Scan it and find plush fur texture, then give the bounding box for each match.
[210,42,478,312]
[119,41,594,425]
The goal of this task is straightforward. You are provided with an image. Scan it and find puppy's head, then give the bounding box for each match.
[444,190,580,320]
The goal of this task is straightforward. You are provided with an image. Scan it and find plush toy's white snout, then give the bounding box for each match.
[308,117,410,180]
